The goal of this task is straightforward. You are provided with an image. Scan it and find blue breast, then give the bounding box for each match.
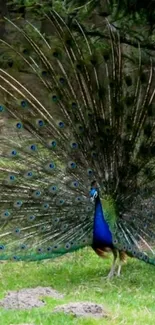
[93,197,112,246]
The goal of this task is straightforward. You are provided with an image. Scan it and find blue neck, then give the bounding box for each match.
[93,197,112,246]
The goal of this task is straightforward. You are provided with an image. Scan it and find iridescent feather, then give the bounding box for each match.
[0,11,155,276]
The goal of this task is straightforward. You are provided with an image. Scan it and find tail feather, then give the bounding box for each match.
[0,12,154,264]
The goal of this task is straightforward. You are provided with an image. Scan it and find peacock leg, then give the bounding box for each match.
[107,248,118,279]
[116,251,126,276]
[117,261,122,277]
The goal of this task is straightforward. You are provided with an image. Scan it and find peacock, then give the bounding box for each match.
[0,11,155,278]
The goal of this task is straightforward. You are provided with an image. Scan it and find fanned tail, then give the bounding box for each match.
[0,11,154,265]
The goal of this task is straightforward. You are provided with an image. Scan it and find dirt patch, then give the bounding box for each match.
[0,287,64,310]
[54,302,108,318]
[1,288,108,319]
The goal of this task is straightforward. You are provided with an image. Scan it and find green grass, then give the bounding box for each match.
[0,248,155,325]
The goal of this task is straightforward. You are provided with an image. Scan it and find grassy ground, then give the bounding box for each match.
[0,248,155,325]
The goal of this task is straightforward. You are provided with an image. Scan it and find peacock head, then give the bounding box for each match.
[89,180,99,203]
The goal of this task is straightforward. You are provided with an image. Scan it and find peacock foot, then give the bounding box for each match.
[107,270,115,279]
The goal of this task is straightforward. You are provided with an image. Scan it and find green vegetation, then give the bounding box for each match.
[0,248,154,324]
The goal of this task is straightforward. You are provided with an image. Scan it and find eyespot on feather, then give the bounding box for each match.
[85,205,93,212]
[53,217,60,224]
[57,120,65,128]
[65,243,71,250]
[68,161,77,169]
[87,168,94,176]
[1,210,11,220]
[13,228,21,236]
[75,196,82,203]
[37,247,44,254]
[51,48,61,59]
[27,215,36,222]
[41,70,48,77]
[50,93,60,103]
[17,99,29,108]
[32,190,42,199]
[26,144,37,153]
[70,181,79,188]
[69,101,78,109]
[20,244,27,250]
[41,203,49,210]
[8,149,18,158]
[45,162,56,173]
[24,171,35,179]
[48,139,57,149]
[13,200,23,209]
[56,198,65,206]
[70,141,78,149]
[35,119,45,128]
[0,105,5,113]
[5,174,16,186]
[57,76,66,85]
[15,121,23,129]
[76,124,84,133]
[47,246,52,252]
[53,244,59,251]
[48,185,58,194]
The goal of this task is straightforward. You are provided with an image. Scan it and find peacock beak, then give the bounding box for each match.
[90,197,94,203]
